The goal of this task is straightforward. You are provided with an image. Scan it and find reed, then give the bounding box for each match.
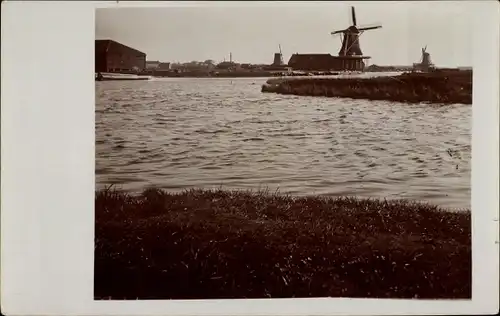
[262,70,472,104]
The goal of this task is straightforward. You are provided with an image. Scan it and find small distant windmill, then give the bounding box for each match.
[331,6,382,57]
[413,46,435,72]
[272,44,285,66]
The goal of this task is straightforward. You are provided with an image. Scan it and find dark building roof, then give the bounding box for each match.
[287,53,368,71]
[158,62,171,69]
[95,39,146,56]
[288,54,335,68]
[95,40,111,55]
[288,53,368,65]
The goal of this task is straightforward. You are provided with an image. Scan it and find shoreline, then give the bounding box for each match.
[95,188,471,300]
[98,70,346,79]
[141,70,339,78]
[262,70,472,104]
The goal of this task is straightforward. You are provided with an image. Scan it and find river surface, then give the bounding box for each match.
[96,77,471,209]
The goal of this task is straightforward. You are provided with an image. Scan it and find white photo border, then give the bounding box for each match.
[1,1,498,315]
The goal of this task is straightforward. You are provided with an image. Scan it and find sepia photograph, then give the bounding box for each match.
[3,1,499,315]
[94,2,473,300]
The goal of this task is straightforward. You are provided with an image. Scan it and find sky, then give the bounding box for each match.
[95,1,474,67]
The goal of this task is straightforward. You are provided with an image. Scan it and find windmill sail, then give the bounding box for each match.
[358,25,382,31]
[331,6,382,57]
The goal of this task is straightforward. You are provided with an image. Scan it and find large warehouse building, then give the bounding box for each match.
[95,39,146,73]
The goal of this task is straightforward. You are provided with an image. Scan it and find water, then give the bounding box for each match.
[96,77,471,209]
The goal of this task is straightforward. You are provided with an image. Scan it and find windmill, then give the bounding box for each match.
[331,6,382,58]
[286,6,382,72]
[272,44,285,66]
[413,46,435,72]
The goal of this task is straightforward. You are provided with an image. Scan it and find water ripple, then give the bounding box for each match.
[96,77,471,209]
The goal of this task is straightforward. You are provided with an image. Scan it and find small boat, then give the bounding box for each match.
[96,77,150,81]
[95,72,150,82]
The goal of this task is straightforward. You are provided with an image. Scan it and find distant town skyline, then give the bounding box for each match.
[95,2,474,67]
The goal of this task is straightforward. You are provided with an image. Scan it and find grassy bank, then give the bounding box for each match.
[262,70,472,104]
[95,188,471,300]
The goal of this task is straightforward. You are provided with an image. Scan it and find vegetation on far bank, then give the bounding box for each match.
[262,70,472,104]
[95,188,471,300]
